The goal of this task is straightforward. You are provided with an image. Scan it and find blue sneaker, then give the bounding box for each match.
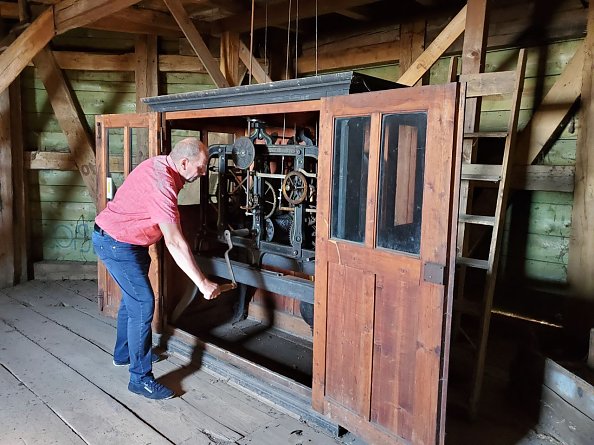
[128,378,174,400]
[113,352,161,367]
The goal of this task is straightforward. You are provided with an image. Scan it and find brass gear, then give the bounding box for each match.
[282,171,308,205]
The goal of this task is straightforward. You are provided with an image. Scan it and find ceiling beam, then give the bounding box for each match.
[0,7,54,95]
[163,0,229,88]
[0,1,19,18]
[336,9,370,21]
[85,7,183,37]
[54,0,144,34]
[216,0,381,34]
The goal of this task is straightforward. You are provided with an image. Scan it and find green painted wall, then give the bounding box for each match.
[25,31,216,262]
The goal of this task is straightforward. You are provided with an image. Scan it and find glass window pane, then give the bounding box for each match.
[107,128,124,200]
[331,116,371,243]
[377,112,427,254]
[131,127,149,170]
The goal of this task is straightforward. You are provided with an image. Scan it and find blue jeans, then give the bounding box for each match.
[92,229,155,383]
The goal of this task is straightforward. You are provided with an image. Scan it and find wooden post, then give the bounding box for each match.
[220,31,240,86]
[10,77,28,283]
[567,4,594,343]
[398,19,425,84]
[0,75,15,287]
[135,34,158,112]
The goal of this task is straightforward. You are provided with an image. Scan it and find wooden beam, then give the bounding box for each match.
[0,7,54,95]
[238,40,272,84]
[158,54,208,73]
[9,78,28,283]
[85,7,183,37]
[298,40,400,74]
[220,31,240,86]
[511,165,574,192]
[398,5,466,86]
[399,19,425,83]
[516,43,584,165]
[25,151,77,170]
[135,34,159,112]
[53,0,143,34]
[0,1,19,18]
[32,47,98,203]
[18,0,30,22]
[0,72,15,287]
[336,9,369,21]
[568,4,594,303]
[163,0,229,88]
[51,51,135,71]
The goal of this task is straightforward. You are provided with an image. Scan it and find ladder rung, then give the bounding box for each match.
[456,257,489,269]
[461,164,502,181]
[455,300,482,316]
[463,131,508,139]
[459,214,496,226]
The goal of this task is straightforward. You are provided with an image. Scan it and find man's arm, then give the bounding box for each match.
[159,221,220,300]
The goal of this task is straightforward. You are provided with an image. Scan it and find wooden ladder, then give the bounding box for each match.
[453,48,527,418]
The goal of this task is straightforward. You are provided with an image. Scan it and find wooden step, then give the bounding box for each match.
[461,164,502,181]
[459,214,496,226]
[456,257,489,269]
[463,131,508,139]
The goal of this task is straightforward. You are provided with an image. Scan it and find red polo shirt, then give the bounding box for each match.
[95,155,185,246]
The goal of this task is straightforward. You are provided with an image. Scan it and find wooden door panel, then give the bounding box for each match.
[313,83,459,445]
[371,276,420,438]
[326,263,374,416]
[325,241,422,278]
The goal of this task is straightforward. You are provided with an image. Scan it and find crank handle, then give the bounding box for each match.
[218,282,237,294]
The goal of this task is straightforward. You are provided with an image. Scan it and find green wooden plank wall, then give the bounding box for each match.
[24,31,216,262]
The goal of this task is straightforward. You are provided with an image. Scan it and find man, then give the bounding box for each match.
[92,137,220,400]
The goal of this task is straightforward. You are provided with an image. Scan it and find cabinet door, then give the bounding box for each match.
[313,84,459,445]
[95,113,163,329]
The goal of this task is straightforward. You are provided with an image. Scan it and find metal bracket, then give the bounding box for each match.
[423,262,445,285]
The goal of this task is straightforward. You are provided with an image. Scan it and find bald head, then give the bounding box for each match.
[170,137,207,164]
[170,137,208,183]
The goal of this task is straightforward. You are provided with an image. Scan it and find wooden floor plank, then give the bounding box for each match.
[0,304,170,445]
[0,295,239,444]
[237,414,342,445]
[156,357,277,437]
[0,364,87,445]
[0,280,345,445]
[4,281,282,437]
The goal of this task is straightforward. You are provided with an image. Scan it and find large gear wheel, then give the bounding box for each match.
[282,171,308,205]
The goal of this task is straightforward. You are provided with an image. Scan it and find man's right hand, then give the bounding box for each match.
[200,279,221,300]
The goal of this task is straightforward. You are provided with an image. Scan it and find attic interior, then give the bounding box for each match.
[1,0,594,444]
